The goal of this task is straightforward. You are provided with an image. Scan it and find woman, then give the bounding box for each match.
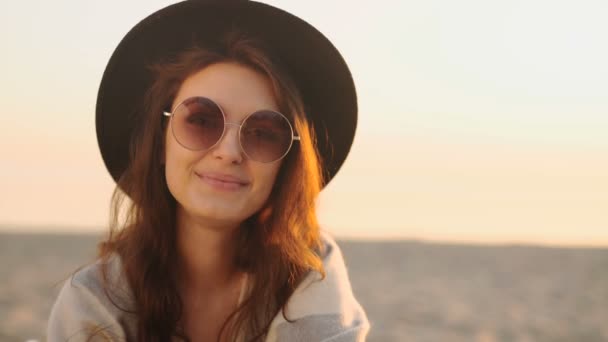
[48,1,369,341]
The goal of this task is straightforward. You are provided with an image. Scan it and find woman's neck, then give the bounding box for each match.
[175,208,243,293]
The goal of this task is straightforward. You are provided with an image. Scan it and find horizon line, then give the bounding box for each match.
[2,223,606,250]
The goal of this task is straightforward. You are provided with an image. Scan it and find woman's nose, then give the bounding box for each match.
[210,123,243,164]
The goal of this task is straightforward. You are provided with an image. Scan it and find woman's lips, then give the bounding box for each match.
[196,172,250,191]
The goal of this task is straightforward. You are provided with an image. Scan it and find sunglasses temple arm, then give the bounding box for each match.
[163,111,172,117]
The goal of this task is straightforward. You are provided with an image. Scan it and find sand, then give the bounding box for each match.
[1,232,607,341]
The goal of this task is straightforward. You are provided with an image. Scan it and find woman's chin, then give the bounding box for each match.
[186,206,247,227]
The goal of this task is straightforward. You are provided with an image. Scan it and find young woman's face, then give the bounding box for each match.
[164,62,283,227]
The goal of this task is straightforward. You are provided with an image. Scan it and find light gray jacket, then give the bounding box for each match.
[47,231,370,341]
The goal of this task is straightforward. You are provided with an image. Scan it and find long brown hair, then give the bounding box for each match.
[97,31,326,341]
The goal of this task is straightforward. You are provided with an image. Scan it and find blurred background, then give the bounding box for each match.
[1,0,607,341]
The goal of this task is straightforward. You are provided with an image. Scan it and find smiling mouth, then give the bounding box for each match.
[195,173,249,191]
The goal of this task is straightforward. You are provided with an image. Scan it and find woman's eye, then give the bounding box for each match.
[188,117,207,126]
[187,113,219,127]
[246,128,279,141]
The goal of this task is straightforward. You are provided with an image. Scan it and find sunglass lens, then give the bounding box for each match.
[172,97,224,150]
[241,110,294,162]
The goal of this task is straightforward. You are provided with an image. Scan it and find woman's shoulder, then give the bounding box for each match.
[318,229,342,262]
[265,229,370,341]
[67,253,133,308]
[302,229,362,306]
[69,253,123,288]
[47,253,136,341]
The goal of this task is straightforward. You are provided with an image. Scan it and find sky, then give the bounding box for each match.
[1,0,607,246]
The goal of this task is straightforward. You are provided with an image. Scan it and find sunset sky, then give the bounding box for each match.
[1,0,606,246]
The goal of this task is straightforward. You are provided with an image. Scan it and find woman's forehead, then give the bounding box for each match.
[173,62,280,120]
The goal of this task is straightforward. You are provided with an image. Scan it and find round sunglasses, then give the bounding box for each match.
[163,96,300,163]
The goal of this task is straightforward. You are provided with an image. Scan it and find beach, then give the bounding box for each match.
[1,232,607,341]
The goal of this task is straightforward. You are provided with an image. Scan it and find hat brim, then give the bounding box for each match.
[96,0,357,189]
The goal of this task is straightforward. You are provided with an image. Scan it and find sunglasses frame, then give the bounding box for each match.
[163,96,300,163]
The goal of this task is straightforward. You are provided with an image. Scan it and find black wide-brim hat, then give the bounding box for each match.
[96,0,357,189]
